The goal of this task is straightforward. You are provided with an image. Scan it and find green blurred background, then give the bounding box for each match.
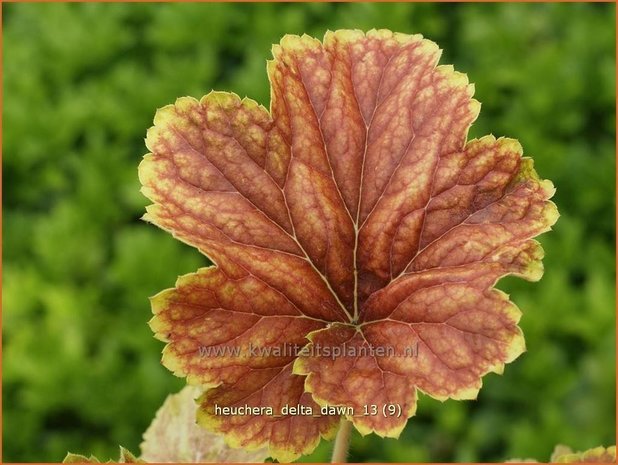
[3,2,615,462]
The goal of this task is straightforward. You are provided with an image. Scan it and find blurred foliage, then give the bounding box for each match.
[2,3,615,462]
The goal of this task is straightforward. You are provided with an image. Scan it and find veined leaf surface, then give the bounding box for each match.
[139,29,558,461]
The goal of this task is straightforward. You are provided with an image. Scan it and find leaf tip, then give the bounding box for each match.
[523,255,545,282]
[504,329,526,364]
[152,103,177,127]
[63,453,99,464]
[547,196,559,215]
[202,90,240,107]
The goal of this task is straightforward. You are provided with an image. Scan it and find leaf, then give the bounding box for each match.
[63,454,101,464]
[139,29,558,460]
[550,445,617,463]
[62,387,265,464]
[63,447,142,463]
[140,385,268,462]
[506,445,617,463]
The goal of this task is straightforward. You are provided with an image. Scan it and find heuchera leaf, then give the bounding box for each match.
[550,445,617,463]
[139,29,558,460]
[63,447,142,463]
[140,386,268,462]
[507,445,617,463]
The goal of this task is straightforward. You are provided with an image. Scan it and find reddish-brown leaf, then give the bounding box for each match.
[139,29,558,460]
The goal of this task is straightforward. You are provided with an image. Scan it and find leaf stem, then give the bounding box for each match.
[331,419,353,463]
